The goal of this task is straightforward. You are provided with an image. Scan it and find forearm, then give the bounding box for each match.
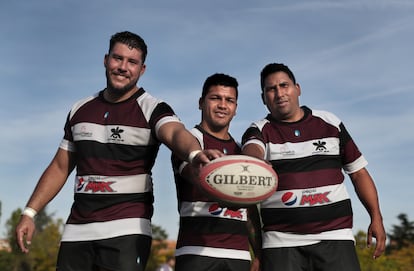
[242,143,265,160]
[350,168,383,220]
[26,166,69,211]
[25,149,75,212]
[158,122,201,162]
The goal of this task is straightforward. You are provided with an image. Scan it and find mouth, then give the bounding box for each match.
[215,111,228,118]
[112,72,129,80]
[276,100,288,106]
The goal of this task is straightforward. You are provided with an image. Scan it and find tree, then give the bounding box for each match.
[146,224,173,271]
[387,242,414,271]
[28,218,63,271]
[0,250,14,271]
[5,208,31,271]
[355,230,399,271]
[3,207,62,271]
[387,213,414,251]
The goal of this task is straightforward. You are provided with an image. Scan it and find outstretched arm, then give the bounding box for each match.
[157,122,223,166]
[16,148,75,253]
[349,168,386,259]
[242,143,265,160]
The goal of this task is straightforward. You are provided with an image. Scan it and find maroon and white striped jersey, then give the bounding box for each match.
[242,106,367,248]
[172,125,251,261]
[59,88,181,242]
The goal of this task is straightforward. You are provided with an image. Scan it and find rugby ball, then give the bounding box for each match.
[199,155,278,206]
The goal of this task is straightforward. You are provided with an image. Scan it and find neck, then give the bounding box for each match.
[104,86,139,103]
[199,123,231,140]
[276,107,304,123]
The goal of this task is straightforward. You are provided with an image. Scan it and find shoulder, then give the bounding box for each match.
[190,126,203,142]
[249,117,270,131]
[69,92,100,119]
[309,107,341,127]
[136,89,177,124]
[136,89,166,110]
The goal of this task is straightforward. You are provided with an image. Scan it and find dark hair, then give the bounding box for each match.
[109,31,148,63]
[201,73,239,100]
[260,63,296,91]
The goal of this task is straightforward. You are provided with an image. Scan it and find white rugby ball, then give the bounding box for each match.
[199,155,278,206]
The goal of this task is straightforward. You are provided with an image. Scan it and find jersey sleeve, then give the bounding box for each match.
[241,123,266,153]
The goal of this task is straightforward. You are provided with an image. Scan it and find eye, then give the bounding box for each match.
[209,96,220,100]
[112,54,122,61]
[226,98,236,104]
[264,86,277,92]
[279,82,289,88]
[128,59,140,65]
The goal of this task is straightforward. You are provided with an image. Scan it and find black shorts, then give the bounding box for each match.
[56,234,152,271]
[175,254,251,271]
[262,240,361,271]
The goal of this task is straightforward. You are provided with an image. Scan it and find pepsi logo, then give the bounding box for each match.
[76,177,85,191]
[208,203,246,220]
[208,203,223,215]
[281,192,297,206]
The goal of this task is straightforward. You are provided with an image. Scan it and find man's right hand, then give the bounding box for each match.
[16,215,36,253]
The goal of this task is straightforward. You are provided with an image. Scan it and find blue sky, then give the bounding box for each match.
[1,1,413,241]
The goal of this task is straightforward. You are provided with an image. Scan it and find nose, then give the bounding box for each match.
[217,98,227,108]
[273,87,285,98]
[117,60,128,72]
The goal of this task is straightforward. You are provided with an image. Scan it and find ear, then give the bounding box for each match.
[261,92,266,105]
[296,83,301,97]
[139,64,146,76]
[104,54,109,68]
[198,97,203,110]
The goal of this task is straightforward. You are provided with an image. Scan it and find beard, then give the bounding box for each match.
[105,70,138,97]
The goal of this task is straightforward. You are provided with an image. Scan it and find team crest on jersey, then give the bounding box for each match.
[108,126,124,142]
[312,140,328,153]
[76,177,116,193]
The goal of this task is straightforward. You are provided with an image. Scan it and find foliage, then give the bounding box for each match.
[355,213,414,271]
[387,242,414,271]
[0,207,173,271]
[387,213,414,251]
[0,250,14,271]
[146,224,174,271]
[2,207,62,271]
[28,218,63,271]
[355,230,399,271]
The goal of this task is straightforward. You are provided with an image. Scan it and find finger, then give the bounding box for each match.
[373,244,384,259]
[373,235,386,259]
[366,230,372,248]
[17,230,29,253]
[26,229,34,246]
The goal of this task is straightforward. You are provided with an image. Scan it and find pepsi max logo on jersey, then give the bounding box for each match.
[208,203,245,219]
[208,203,223,215]
[76,177,116,193]
[281,191,332,206]
[282,192,297,206]
[300,191,331,206]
